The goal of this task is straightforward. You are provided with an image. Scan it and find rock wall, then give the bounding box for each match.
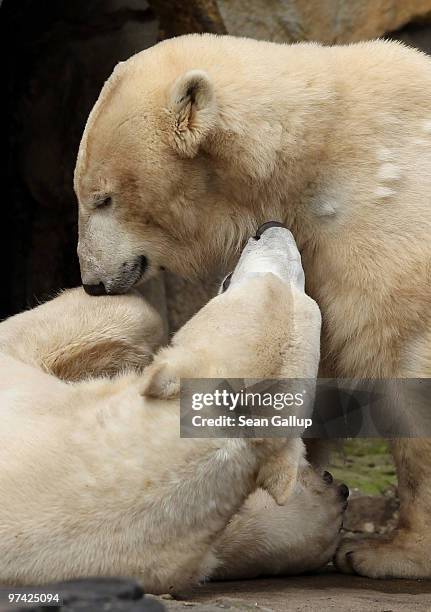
[217,0,431,44]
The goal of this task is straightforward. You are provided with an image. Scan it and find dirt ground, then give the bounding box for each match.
[2,573,430,611]
[155,570,431,612]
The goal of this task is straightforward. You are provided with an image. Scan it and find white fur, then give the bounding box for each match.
[73,34,431,579]
[0,236,345,591]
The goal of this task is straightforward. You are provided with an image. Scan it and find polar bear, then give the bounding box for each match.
[73,34,431,579]
[0,226,347,591]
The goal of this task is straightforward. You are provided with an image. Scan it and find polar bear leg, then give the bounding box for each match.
[335,439,431,579]
[0,287,164,380]
[336,335,431,579]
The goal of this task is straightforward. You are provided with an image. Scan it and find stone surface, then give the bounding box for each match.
[148,0,226,38]
[217,0,431,44]
[343,491,399,535]
[149,595,274,611]
[0,578,164,612]
[186,572,431,612]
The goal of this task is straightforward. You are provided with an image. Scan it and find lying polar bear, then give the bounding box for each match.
[0,226,347,592]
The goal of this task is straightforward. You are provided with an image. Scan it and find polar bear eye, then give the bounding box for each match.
[221,273,232,293]
[94,196,112,210]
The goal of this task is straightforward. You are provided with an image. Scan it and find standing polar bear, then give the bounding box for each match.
[74,34,431,579]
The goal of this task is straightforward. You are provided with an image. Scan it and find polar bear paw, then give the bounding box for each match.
[334,530,431,579]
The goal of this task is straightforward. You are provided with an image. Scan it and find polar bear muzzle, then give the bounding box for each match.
[228,223,305,292]
[82,255,148,296]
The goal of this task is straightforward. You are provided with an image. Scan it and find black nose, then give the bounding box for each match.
[83,282,107,296]
[338,483,350,500]
[254,221,287,239]
[140,255,148,275]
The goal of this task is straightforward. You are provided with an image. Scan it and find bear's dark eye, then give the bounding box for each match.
[95,196,112,210]
[222,273,232,292]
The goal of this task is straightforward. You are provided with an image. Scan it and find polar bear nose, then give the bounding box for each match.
[83,282,107,296]
[254,221,286,239]
[82,255,148,296]
[227,221,305,291]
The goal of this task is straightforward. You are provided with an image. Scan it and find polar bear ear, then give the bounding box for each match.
[140,361,180,399]
[167,70,217,158]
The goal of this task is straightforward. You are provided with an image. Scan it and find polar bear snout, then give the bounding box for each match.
[77,203,152,295]
[81,254,149,296]
[228,225,305,292]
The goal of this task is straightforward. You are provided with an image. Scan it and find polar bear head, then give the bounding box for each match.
[74,35,291,295]
[141,225,320,397]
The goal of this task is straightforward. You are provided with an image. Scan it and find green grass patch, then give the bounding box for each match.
[329,440,397,496]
